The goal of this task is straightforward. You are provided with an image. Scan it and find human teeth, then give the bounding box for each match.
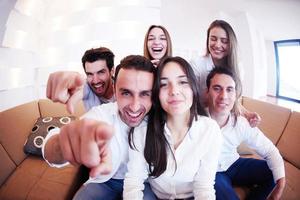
[94,83,103,88]
[127,112,141,118]
[152,47,162,52]
[213,50,222,53]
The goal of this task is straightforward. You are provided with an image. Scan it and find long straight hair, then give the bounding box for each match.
[143,25,173,60]
[205,20,242,103]
[143,56,206,177]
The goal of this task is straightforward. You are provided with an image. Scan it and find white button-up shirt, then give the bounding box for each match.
[42,102,146,185]
[217,114,285,182]
[123,116,222,200]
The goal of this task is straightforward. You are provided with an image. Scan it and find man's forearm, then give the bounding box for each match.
[44,134,66,164]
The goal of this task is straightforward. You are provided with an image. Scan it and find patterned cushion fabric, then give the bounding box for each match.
[24,116,75,156]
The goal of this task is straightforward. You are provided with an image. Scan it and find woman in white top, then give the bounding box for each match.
[190,19,260,127]
[123,56,222,200]
[144,25,172,67]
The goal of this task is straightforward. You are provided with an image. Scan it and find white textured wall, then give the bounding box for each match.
[1,0,300,111]
[0,0,161,111]
[161,0,300,98]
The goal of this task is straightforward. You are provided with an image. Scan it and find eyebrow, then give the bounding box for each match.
[97,69,106,72]
[212,84,235,89]
[160,75,187,80]
[148,34,166,37]
[119,88,131,92]
[119,88,152,93]
[210,35,228,39]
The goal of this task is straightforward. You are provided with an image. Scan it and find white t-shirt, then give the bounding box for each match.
[123,116,222,200]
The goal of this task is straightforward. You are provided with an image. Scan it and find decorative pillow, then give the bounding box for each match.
[24,116,76,156]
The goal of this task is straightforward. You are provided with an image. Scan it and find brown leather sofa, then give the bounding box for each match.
[0,99,87,200]
[235,97,300,199]
[0,97,299,199]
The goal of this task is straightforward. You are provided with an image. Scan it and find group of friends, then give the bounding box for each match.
[42,20,286,200]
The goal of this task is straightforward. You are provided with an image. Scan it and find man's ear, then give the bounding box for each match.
[110,67,115,77]
[110,67,116,86]
[112,75,116,95]
[112,81,116,95]
[206,87,209,94]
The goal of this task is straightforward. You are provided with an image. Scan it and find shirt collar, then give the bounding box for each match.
[205,107,233,130]
[163,118,197,140]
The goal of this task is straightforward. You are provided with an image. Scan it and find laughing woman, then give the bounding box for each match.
[123,56,222,200]
[143,25,173,67]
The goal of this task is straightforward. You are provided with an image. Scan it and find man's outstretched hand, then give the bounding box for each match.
[45,119,114,177]
[46,71,85,114]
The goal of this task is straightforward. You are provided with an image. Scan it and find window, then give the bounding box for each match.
[274,40,300,103]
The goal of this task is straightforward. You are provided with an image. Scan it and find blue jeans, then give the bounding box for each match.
[73,178,157,200]
[215,158,275,200]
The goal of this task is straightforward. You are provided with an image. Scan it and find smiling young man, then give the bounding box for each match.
[43,55,156,200]
[47,47,115,113]
[206,67,286,200]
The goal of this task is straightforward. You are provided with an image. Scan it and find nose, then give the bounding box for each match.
[169,84,179,96]
[153,38,160,44]
[91,74,100,83]
[220,90,228,99]
[129,96,140,112]
[215,39,222,48]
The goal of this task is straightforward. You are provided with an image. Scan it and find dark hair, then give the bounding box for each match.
[141,56,206,177]
[206,67,242,125]
[81,47,115,72]
[143,25,173,60]
[114,55,155,150]
[113,55,155,85]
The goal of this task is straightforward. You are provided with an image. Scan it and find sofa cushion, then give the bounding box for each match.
[0,156,83,200]
[242,97,291,144]
[0,156,49,200]
[281,161,300,199]
[38,99,85,118]
[27,164,86,200]
[0,144,16,187]
[0,101,40,165]
[24,116,75,156]
[277,111,300,169]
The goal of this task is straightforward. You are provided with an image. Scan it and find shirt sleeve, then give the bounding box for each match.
[123,126,149,200]
[42,105,112,168]
[193,121,222,200]
[82,82,101,111]
[41,127,70,168]
[240,118,285,182]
